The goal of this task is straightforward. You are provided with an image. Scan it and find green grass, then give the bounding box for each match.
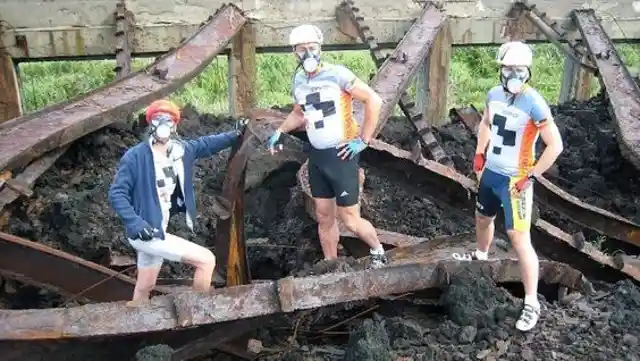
[18,44,640,115]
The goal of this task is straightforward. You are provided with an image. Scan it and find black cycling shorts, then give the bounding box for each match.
[308,147,360,207]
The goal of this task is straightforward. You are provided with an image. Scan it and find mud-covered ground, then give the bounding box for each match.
[1,93,640,360]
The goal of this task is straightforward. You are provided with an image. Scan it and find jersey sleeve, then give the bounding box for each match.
[290,72,301,102]
[333,65,358,92]
[529,92,552,126]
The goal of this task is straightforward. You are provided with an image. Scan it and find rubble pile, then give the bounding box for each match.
[1,94,640,360]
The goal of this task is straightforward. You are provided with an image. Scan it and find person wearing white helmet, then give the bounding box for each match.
[266,24,388,268]
[453,41,564,331]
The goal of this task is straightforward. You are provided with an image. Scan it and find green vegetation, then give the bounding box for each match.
[19,44,640,115]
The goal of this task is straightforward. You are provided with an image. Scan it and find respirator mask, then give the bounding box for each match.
[296,45,321,73]
[149,113,177,144]
[500,66,530,94]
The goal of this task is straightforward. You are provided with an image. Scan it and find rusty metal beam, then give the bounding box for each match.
[573,10,640,172]
[0,254,588,341]
[354,233,591,293]
[213,128,251,288]
[212,111,284,287]
[114,1,132,79]
[0,147,67,212]
[451,106,640,249]
[352,2,446,138]
[0,4,247,173]
[0,232,173,302]
[335,1,453,167]
[521,5,596,73]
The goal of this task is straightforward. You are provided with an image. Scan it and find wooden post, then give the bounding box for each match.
[558,52,591,104]
[416,22,452,126]
[228,23,257,117]
[0,54,22,122]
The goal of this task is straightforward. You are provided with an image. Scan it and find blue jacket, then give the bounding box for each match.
[108,131,239,240]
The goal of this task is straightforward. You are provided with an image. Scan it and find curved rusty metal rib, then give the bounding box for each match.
[572,10,640,173]
[0,4,246,173]
[0,232,174,302]
[211,110,285,287]
[336,1,454,167]
[0,253,587,340]
[451,107,640,249]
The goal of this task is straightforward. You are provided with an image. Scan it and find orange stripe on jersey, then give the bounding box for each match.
[518,119,539,177]
[339,91,359,140]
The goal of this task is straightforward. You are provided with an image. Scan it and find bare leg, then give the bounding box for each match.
[128,264,161,307]
[338,204,382,250]
[475,212,495,259]
[509,230,539,301]
[164,234,216,293]
[338,205,387,268]
[314,197,339,259]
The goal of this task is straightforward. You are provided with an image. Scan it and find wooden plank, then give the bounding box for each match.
[423,21,452,126]
[0,54,22,123]
[558,51,592,103]
[228,23,257,117]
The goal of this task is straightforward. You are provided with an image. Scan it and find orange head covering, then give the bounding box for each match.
[145,100,181,124]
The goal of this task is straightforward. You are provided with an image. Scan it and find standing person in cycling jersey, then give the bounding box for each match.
[267,24,388,268]
[454,41,564,331]
[109,99,242,307]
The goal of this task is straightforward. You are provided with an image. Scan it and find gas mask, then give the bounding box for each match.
[500,66,530,94]
[296,48,321,73]
[149,113,177,144]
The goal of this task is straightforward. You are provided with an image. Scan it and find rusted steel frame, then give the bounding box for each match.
[349,2,446,138]
[535,177,640,248]
[520,5,596,72]
[212,112,284,287]
[360,138,640,282]
[335,1,453,167]
[450,106,481,135]
[0,147,67,212]
[0,255,588,341]
[114,1,132,78]
[398,92,454,167]
[573,10,640,172]
[0,232,173,302]
[213,128,251,287]
[533,219,640,281]
[452,106,640,248]
[0,4,247,173]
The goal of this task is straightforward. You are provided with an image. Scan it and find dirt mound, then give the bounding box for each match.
[267,274,640,361]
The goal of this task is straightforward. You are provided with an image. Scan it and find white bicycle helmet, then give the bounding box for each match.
[289,24,324,46]
[496,41,533,67]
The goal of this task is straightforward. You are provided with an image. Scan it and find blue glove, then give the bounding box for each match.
[267,130,282,153]
[337,137,368,160]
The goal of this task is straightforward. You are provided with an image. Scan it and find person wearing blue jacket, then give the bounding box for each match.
[108,99,242,307]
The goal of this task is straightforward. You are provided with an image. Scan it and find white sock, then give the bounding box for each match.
[524,295,540,309]
[474,249,488,260]
[370,245,385,255]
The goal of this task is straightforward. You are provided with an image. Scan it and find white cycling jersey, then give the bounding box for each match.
[292,63,360,149]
